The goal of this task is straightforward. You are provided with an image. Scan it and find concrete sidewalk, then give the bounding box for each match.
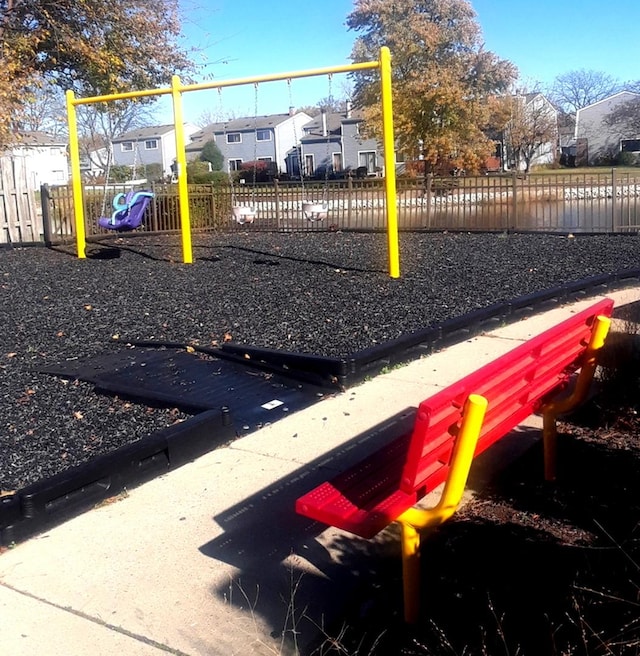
[1,289,638,656]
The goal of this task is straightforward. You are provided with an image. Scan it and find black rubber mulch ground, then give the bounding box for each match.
[1,230,639,491]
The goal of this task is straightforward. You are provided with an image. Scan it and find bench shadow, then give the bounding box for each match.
[197,412,620,654]
[317,427,640,655]
[198,408,416,653]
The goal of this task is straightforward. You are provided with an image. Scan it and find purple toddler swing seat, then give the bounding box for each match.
[98,190,155,231]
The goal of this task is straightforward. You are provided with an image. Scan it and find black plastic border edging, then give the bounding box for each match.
[2,271,639,546]
[129,271,640,391]
[0,407,234,546]
[342,270,640,386]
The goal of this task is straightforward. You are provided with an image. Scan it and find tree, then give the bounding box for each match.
[200,140,224,171]
[11,83,67,136]
[549,69,621,114]
[75,100,158,178]
[604,94,640,138]
[0,0,194,146]
[298,96,349,118]
[346,0,517,174]
[503,93,558,174]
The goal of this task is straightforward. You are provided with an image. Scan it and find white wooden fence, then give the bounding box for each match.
[0,155,43,244]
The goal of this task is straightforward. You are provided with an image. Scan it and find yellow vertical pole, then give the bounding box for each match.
[66,90,86,259]
[171,75,193,264]
[379,46,400,279]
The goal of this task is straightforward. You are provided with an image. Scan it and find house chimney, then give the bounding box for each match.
[289,106,295,116]
[346,101,352,119]
[321,108,328,137]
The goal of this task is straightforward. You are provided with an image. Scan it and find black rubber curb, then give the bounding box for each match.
[2,270,639,546]
[0,407,235,546]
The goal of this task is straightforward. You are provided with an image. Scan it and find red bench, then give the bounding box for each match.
[296,298,614,622]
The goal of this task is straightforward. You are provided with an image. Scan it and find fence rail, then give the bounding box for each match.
[33,169,640,245]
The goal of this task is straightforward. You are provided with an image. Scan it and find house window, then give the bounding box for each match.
[332,152,343,171]
[304,154,315,176]
[228,159,242,172]
[145,139,158,150]
[621,139,640,152]
[121,142,133,152]
[359,151,376,174]
[226,133,241,144]
[257,157,273,162]
[256,129,271,141]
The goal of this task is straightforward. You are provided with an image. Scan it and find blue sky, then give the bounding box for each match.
[157,0,640,124]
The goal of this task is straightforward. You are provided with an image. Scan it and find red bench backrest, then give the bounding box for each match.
[400,298,614,495]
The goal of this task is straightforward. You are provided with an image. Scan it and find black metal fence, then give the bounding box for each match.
[41,169,640,244]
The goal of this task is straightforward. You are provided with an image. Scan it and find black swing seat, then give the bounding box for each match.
[98,190,154,231]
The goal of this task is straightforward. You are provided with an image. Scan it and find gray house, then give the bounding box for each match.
[575,91,640,165]
[112,123,199,177]
[288,107,382,178]
[186,111,313,175]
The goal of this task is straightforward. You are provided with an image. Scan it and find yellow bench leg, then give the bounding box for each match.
[542,314,611,481]
[398,393,488,623]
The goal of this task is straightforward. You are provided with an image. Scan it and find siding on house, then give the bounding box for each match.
[112,124,200,176]
[7,132,69,190]
[186,112,313,173]
[296,109,382,177]
[504,93,558,171]
[575,91,640,164]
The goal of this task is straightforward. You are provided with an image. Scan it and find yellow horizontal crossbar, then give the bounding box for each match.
[70,61,381,106]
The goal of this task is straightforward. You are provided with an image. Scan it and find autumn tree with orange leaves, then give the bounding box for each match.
[347,0,517,174]
[0,0,193,146]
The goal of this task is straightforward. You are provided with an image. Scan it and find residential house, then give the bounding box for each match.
[4,132,69,190]
[185,111,313,175]
[80,146,109,181]
[575,91,640,165]
[287,106,382,178]
[502,92,559,172]
[112,124,200,178]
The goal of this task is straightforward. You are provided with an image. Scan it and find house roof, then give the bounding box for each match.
[113,124,179,142]
[299,110,365,143]
[12,131,66,147]
[523,92,542,104]
[577,90,640,114]
[185,112,307,151]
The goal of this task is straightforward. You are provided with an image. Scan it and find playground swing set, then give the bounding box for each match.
[65,47,400,277]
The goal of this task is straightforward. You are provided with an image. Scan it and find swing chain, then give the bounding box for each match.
[100,141,114,218]
[251,82,259,205]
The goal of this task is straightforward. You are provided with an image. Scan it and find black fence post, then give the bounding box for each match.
[40,184,53,246]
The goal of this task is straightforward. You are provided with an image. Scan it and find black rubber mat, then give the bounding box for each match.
[41,347,329,433]
[0,349,329,545]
